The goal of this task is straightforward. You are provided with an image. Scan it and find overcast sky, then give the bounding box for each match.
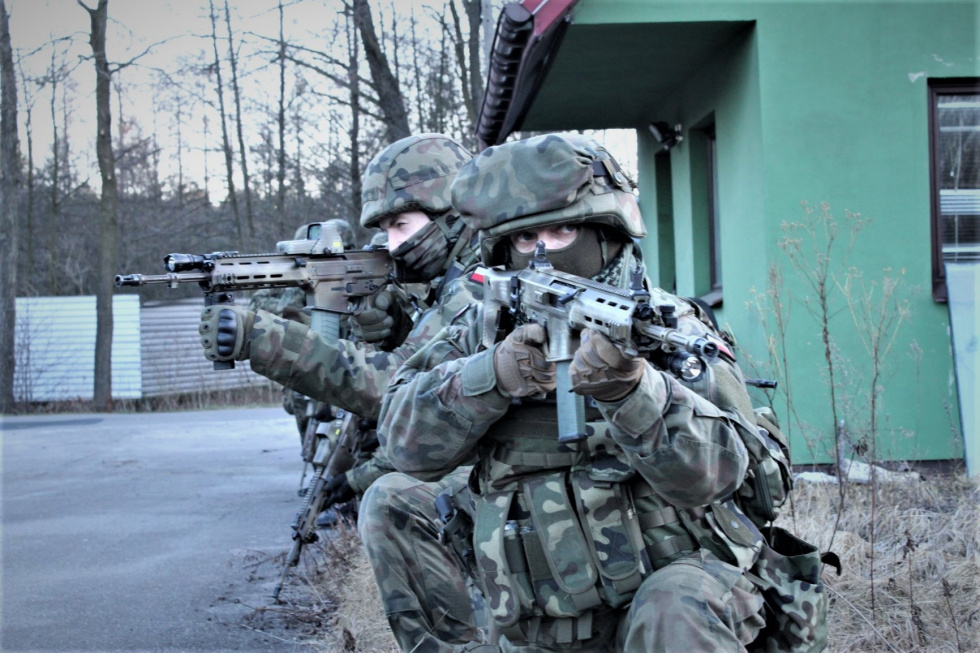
[5,0,638,197]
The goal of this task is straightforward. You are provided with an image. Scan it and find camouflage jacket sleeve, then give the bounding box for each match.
[594,302,756,509]
[346,448,397,496]
[246,273,484,422]
[595,364,751,509]
[245,310,411,421]
[378,313,512,482]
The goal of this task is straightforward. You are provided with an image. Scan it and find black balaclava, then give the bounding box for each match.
[507,226,622,279]
[390,218,452,282]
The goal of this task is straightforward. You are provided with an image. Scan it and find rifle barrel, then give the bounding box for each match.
[114,272,209,287]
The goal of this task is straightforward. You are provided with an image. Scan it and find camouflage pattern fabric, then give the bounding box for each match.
[245,267,481,421]
[376,244,768,649]
[750,528,829,653]
[248,288,287,314]
[620,549,765,652]
[450,133,645,267]
[249,286,311,439]
[359,468,496,653]
[361,134,472,228]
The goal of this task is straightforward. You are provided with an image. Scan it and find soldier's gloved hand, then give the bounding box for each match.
[569,328,645,402]
[493,323,556,397]
[323,473,355,508]
[199,305,256,362]
[350,290,401,344]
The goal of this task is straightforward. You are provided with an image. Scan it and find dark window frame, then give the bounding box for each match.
[929,77,980,302]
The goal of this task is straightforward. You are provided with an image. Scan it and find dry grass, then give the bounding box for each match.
[779,473,979,653]
[287,473,978,652]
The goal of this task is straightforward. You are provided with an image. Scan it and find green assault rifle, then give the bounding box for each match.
[482,241,720,444]
[114,221,393,369]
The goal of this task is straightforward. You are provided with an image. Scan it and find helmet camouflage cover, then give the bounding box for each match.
[360,134,473,229]
[450,133,646,265]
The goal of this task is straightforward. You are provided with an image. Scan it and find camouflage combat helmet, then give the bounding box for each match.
[360,134,473,228]
[450,133,646,266]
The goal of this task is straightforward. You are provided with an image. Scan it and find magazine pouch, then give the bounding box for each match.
[749,526,831,653]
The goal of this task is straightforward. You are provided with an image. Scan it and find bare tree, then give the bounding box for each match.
[353,0,409,142]
[275,0,287,232]
[77,0,118,410]
[16,56,36,289]
[346,5,361,220]
[223,0,253,236]
[207,0,240,239]
[0,0,21,412]
[447,0,484,137]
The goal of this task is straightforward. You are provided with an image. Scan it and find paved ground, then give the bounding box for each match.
[1,407,323,652]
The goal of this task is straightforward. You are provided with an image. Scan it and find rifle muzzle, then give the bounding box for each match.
[114,274,142,287]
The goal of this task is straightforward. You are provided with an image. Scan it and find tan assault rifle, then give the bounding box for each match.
[115,221,392,369]
[482,242,720,444]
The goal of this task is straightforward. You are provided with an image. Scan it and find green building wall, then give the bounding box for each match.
[536,1,979,464]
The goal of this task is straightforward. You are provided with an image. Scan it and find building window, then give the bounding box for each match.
[930,79,980,302]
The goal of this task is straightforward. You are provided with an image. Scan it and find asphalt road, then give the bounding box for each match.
[1,407,321,653]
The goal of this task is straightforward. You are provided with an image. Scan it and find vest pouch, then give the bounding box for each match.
[750,526,830,653]
[523,472,603,618]
[630,479,698,571]
[740,410,793,526]
[570,470,644,607]
[473,490,533,628]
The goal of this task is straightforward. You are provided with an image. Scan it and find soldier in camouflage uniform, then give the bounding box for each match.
[374,134,771,652]
[199,134,493,650]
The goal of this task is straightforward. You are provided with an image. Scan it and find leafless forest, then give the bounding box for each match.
[0,0,497,410]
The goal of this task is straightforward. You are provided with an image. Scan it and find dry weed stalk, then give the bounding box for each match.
[781,475,978,653]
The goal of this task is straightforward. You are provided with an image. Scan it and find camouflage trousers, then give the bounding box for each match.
[617,549,765,652]
[361,476,765,653]
[358,469,497,653]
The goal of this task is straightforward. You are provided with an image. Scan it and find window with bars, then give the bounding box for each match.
[930,79,980,301]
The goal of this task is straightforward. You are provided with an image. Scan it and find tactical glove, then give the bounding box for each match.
[350,290,404,345]
[493,323,556,398]
[569,328,645,402]
[323,473,355,508]
[199,305,256,362]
